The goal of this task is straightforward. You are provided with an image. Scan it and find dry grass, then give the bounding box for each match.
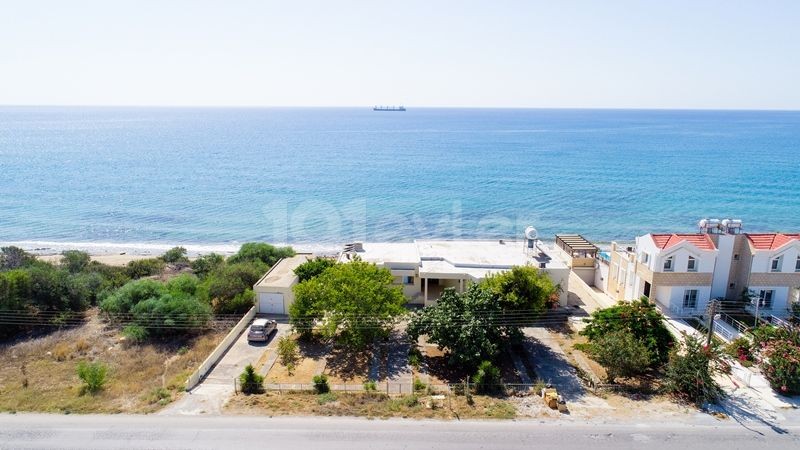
[0,309,224,414]
[225,391,517,420]
[263,334,370,385]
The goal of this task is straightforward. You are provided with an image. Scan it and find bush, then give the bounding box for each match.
[0,246,36,270]
[76,361,108,394]
[317,392,338,404]
[408,348,422,369]
[131,294,212,336]
[126,258,166,279]
[166,274,199,297]
[190,253,225,278]
[239,364,264,394]
[212,289,255,315]
[725,336,754,364]
[363,380,377,392]
[581,297,674,364]
[759,334,800,395]
[60,250,91,273]
[122,324,149,344]
[277,336,299,375]
[472,360,502,394]
[99,279,166,314]
[161,247,189,265]
[201,263,264,314]
[293,258,337,282]
[228,243,295,267]
[589,330,651,382]
[413,377,427,392]
[663,334,724,406]
[313,374,330,394]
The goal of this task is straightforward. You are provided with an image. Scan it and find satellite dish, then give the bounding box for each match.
[524,226,538,240]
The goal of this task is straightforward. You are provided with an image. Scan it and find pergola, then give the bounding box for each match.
[555,234,598,259]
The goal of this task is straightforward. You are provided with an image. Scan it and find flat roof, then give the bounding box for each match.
[337,242,419,265]
[255,253,314,289]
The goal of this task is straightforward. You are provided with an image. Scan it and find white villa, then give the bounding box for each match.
[604,219,800,319]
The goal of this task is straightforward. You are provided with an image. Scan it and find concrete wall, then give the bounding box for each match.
[185,306,256,391]
[573,266,596,286]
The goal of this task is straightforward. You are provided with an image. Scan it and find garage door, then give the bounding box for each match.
[258,293,285,314]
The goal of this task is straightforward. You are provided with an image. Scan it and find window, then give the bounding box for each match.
[687,256,697,272]
[795,256,800,272]
[663,256,674,272]
[757,290,774,309]
[683,289,698,309]
[641,252,650,264]
[771,257,782,272]
[733,253,740,261]
[404,276,414,285]
[729,282,736,289]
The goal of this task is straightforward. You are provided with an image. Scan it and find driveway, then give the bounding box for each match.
[160,322,289,415]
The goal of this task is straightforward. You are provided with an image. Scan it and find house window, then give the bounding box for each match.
[683,289,698,309]
[663,257,674,272]
[687,256,697,272]
[404,276,414,285]
[733,253,740,261]
[757,290,774,309]
[795,256,800,272]
[641,252,650,264]
[729,282,736,289]
[771,257,782,272]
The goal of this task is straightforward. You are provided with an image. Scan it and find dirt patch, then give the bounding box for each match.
[0,309,225,413]
[225,391,516,420]
[264,335,370,385]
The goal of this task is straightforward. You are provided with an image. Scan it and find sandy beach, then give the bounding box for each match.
[37,253,157,267]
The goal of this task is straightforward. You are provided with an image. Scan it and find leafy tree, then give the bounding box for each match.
[482,265,559,311]
[130,294,211,335]
[277,335,299,375]
[228,242,294,267]
[663,334,724,406]
[589,330,652,382]
[60,250,91,274]
[166,274,200,297]
[407,284,505,370]
[293,257,337,282]
[76,361,108,394]
[99,279,166,314]
[239,364,264,394]
[126,258,166,279]
[581,297,674,364]
[161,246,189,265]
[0,246,35,271]
[290,260,405,349]
[200,263,263,314]
[190,253,225,278]
[312,374,330,394]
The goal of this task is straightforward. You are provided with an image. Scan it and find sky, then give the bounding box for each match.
[1,0,799,109]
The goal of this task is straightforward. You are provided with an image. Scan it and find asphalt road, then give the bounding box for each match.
[1,414,798,449]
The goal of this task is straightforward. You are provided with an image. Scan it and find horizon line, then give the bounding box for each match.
[1,104,799,113]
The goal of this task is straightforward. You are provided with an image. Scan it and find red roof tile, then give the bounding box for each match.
[650,233,716,251]
[746,233,800,250]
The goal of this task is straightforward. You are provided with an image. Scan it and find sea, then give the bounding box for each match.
[1,106,799,255]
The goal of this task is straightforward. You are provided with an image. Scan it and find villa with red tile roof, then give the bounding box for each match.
[604,220,800,321]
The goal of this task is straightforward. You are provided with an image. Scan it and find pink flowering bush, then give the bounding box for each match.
[759,339,800,396]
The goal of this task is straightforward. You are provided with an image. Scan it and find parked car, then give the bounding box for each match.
[247,318,277,342]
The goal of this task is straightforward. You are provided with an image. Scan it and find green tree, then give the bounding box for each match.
[228,242,294,267]
[239,364,264,394]
[277,335,300,375]
[581,297,674,364]
[589,330,652,382]
[663,334,724,406]
[99,279,167,314]
[290,260,405,349]
[0,246,36,270]
[190,253,225,278]
[200,263,263,314]
[161,246,189,265]
[126,258,166,278]
[407,284,506,370]
[60,250,91,274]
[166,274,200,297]
[482,265,559,311]
[130,294,212,336]
[472,360,503,394]
[76,361,108,394]
[293,258,337,282]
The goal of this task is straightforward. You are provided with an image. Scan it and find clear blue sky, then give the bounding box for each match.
[2,0,799,109]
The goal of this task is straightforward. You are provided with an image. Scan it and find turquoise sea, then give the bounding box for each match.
[1,107,798,253]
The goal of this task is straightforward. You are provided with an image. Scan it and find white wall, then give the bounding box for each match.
[712,234,735,298]
[654,285,712,315]
[751,244,800,273]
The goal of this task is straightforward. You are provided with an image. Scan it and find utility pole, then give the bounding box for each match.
[706,299,717,346]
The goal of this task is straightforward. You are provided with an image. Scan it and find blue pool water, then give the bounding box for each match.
[1,107,798,252]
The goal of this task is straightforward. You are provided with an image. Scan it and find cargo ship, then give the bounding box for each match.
[373,106,406,111]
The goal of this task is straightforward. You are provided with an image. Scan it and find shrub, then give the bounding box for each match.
[122,324,149,344]
[161,246,189,265]
[472,360,502,394]
[589,330,652,382]
[239,364,264,394]
[581,297,674,364]
[725,336,754,364]
[74,338,90,353]
[99,279,166,314]
[313,374,330,394]
[202,263,263,313]
[759,339,800,395]
[317,392,338,404]
[663,334,724,406]
[77,361,108,394]
[363,380,377,392]
[0,246,36,270]
[408,347,422,369]
[126,258,166,279]
[293,257,337,282]
[277,336,299,375]
[166,274,200,297]
[190,253,225,278]
[228,242,295,267]
[413,377,427,392]
[131,294,212,336]
[401,394,419,407]
[147,387,172,405]
[52,342,72,361]
[212,289,255,315]
[60,250,91,273]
